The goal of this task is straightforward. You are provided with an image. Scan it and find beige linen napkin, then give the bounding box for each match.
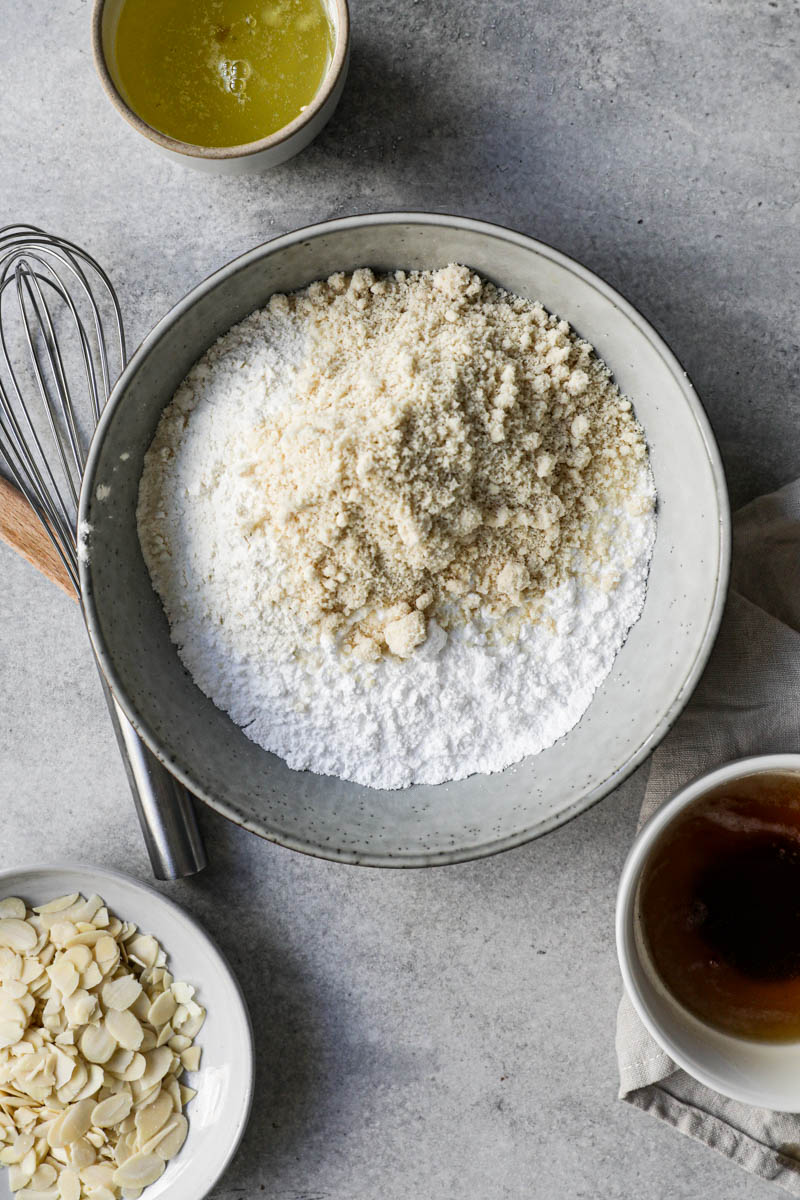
[617,476,800,1193]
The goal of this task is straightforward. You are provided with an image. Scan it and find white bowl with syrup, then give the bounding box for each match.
[617,754,800,1111]
[92,0,350,174]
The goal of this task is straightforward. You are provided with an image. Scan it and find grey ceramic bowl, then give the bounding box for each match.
[79,213,730,867]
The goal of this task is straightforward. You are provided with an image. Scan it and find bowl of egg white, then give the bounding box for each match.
[92,0,350,172]
[79,212,730,866]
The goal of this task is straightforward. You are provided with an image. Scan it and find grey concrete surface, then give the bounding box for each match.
[1,0,798,1196]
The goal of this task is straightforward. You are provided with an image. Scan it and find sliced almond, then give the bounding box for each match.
[133,1089,171,1143]
[52,1047,77,1090]
[86,1188,116,1200]
[146,991,176,1029]
[170,981,194,1005]
[126,937,158,970]
[178,1007,205,1039]
[0,898,27,920]
[93,937,119,970]
[81,962,102,990]
[79,1025,117,1066]
[137,1046,172,1093]
[114,1132,135,1166]
[129,992,149,1023]
[112,1150,166,1189]
[155,1023,174,1049]
[70,1063,105,1102]
[162,1078,181,1111]
[79,1161,115,1188]
[137,1028,156,1053]
[180,1045,201,1073]
[8,1161,35,1190]
[33,896,79,916]
[62,990,97,1028]
[0,1131,35,1163]
[62,946,91,973]
[57,1166,80,1200]
[0,948,22,980]
[72,896,103,925]
[150,1113,187,1161]
[101,976,142,1012]
[47,961,79,999]
[105,1048,134,1076]
[64,929,103,949]
[130,1080,160,1108]
[47,1099,94,1148]
[66,1136,95,1169]
[30,1163,57,1189]
[0,1019,25,1050]
[0,994,26,1024]
[0,919,37,952]
[92,1091,132,1129]
[47,924,78,950]
[56,1061,87,1105]
[104,1010,143,1053]
[117,1053,146,1084]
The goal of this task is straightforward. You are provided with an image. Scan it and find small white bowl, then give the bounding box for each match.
[92,0,350,174]
[0,863,254,1200]
[617,754,800,1111]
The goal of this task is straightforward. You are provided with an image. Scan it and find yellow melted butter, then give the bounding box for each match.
[111,0,334,148]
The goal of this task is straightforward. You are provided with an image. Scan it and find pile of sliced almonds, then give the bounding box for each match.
[0,893,204,1200]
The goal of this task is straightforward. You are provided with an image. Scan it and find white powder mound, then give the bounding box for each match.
[138,269,656,790]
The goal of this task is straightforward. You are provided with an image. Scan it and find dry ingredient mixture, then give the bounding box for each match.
[137,265,656,789]
[0,892,203,1200]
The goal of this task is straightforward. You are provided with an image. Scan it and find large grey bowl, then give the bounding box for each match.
[79,213,730,867]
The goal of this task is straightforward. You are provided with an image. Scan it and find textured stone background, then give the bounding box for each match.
[2,0,799,1195]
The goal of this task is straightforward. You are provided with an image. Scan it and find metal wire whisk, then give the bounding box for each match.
[0,224,206,879]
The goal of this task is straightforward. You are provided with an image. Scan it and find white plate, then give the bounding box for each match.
[0,863,254,1200]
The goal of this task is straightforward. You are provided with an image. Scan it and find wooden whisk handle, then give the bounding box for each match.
[0,476,75,597]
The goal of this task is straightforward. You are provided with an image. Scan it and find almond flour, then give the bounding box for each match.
[137,265,656,789]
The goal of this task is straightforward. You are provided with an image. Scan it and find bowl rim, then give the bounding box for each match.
[0,859,256,1191]
[616,753,800,1109]
[79,210,731,868]
[90,0,350,160]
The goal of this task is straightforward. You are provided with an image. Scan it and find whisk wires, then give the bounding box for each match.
[0,224,126,595]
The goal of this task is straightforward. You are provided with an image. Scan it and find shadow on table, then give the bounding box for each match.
[179,809,331,1191]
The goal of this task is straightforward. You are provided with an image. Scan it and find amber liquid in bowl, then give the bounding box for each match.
[639,771,800,1041]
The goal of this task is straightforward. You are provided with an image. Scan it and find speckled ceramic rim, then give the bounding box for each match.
[616,754,800,1106]
[79,212,731,868]
[90,0,350,160]
[0,860,256,1189]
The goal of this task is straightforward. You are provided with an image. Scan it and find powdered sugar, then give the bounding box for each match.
[138,275,656,790]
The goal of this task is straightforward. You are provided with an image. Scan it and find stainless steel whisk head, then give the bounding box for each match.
[0,223,126,592]
[0,223,206,880]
